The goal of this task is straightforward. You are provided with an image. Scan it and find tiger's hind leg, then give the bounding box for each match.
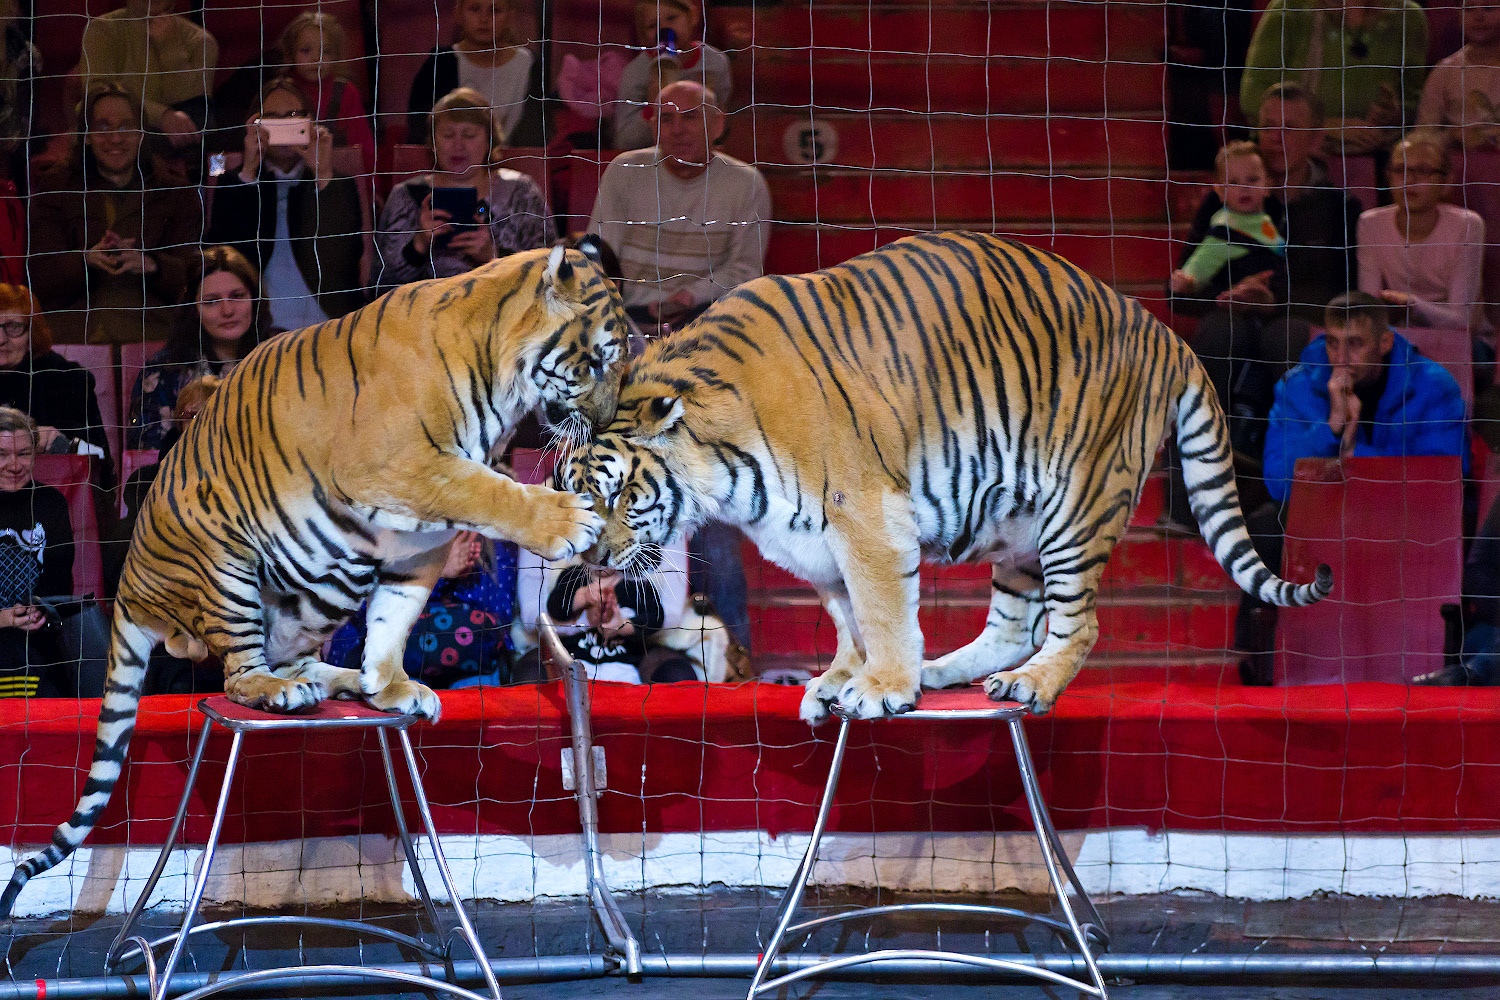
[922,562,1045,690]
[359,546,446,722]
[983,520,1124,715]
[212,578,328,713]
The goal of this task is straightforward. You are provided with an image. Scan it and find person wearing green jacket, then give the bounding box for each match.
[1241,0,1428,155]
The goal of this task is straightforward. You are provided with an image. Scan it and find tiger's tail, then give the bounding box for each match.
[0,605,157,918]
[1173,354,1333,608]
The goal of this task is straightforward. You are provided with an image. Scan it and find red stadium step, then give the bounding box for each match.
[762,170,1168,226]
[764,224,1178,286]
[748,587,1237,658]
[712,4,1164,62]
[732,58,1166,115]
[722,110,1168,172]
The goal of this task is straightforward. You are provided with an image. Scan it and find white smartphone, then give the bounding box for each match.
[256,116,311,147]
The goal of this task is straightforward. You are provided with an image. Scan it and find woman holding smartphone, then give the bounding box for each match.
[375,87,549,290]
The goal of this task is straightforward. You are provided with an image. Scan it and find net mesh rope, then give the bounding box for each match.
[0,0,1490,985]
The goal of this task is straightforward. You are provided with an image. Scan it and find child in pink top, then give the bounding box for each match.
[280,11,376,178]
[1357,131,1486,332]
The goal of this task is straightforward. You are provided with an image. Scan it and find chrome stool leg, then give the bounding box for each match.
[105,714,214,974]
[748,689,1109,998]
[104,697,502,1000]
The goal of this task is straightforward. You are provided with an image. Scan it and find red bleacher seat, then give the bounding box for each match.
[51,343,118,465]
[1324,154,1378,214]
[1397,326,1473,414]
[1277,455,1463,685]
[31,454,104,601]
[120,449,159,518]
[559,150,614,237]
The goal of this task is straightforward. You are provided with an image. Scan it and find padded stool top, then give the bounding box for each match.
[198,695,418,732]
[835,686,1027,722]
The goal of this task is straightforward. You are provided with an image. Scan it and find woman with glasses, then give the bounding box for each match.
[1357,130,1486,332]
[0,284,110,462]
[126,246,278,451]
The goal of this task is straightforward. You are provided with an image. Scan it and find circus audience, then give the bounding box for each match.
[613,0,733,151]
[586,80,768,649]
[0,0,40,189]
[329,531,519,688]
[75,0,217,153]
[1423,493,1500,686]
[279,11,376,180]
[0,285,110,463]
[206,78,366,330]
[0,408,109,698]
[1240,0,1428,155]
[376,88,549,290]
[587,80,770,331]
[1417,2,1500,148]
[1236,293,1467,684]
[126,247,277,451]
[1357,131,1486,332]
[408,0,548,148]
[28,84,202,345]
[1170,84,1361,494]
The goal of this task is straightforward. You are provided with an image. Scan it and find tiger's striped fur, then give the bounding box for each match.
[566,232,1331,723]
[0,246,630,917]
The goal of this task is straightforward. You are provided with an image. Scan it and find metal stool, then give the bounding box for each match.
[104,696,502,1000]
[748,686,1110,998]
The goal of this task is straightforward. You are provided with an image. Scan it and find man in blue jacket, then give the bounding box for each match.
[1238,291,1467,683]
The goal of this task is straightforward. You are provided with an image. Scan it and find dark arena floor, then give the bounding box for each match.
[5,890,1500,999]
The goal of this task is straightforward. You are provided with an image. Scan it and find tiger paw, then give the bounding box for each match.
[367,678,442,723]
[983,668,1058,715]
[518,485,604,561]
[836,670,919,720]
[225,673,327,713]
[798,667,852,725]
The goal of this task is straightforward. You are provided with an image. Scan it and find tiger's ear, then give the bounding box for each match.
[545,245,576,294]
[638,395,684,438]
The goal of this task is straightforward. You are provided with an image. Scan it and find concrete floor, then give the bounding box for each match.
[5,890,1500,998]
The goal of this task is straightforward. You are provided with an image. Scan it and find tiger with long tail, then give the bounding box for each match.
[565,232,1331,723]
[0,246,629,916]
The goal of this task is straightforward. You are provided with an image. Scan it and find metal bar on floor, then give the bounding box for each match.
[13,951,1500,998]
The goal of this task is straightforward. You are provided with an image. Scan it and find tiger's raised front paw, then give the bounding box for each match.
[225,673,326,713]
[836,670,919,720]
[519,485,605,562]
[983,668,1059,715]
[367,678,442,723]
[799,667,852,725]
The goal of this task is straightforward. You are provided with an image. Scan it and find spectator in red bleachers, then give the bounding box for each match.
[407,0,548,150]
[375,88,549,291]
[116,374,218,566]
[28,83,201,345]
[1170,142,1287,302]
[0,0,39,191]
[1171,83,1362,476]
[75,0,218,154]
[613,0,732,152]
[587,80,769,331]
[126,246,277,451]
[279,12,376,180]
[1418,3,1500,149]
[0,407,109,698]
[0,284,110,463]
[206,78,366,331]
[1235,292,1467,682]
[1358,130,1486,332]
[1241,0,1427,156]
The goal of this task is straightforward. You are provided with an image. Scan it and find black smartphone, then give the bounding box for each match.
[431,186,480,227]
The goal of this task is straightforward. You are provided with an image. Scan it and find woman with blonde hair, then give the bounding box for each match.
[375,87,549,289]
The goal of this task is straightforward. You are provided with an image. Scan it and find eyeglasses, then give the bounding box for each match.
[0,321,29,339]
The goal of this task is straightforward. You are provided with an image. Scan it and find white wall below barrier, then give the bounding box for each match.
[4,828,1500,918]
